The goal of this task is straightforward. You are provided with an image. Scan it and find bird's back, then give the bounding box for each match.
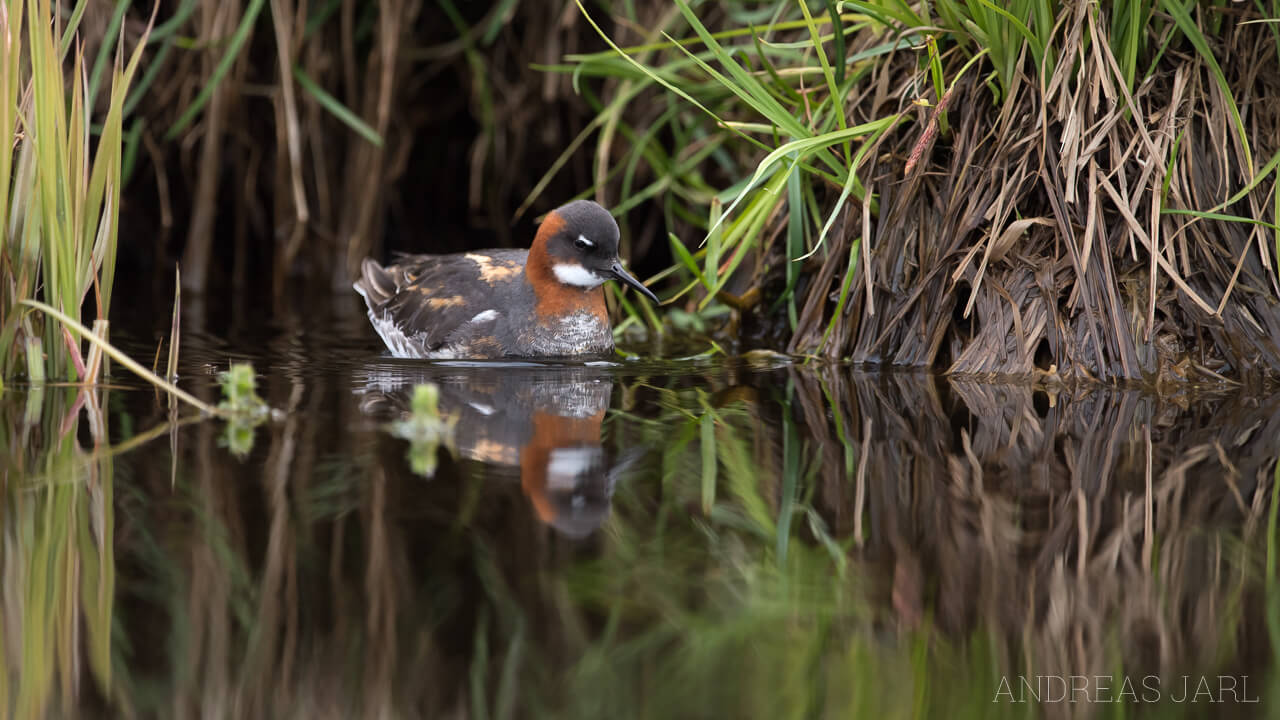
[353,250,529,358]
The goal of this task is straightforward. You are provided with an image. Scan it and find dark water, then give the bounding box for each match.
[4,298,1280,719]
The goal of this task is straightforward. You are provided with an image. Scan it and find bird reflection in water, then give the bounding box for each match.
[357,363,627,539]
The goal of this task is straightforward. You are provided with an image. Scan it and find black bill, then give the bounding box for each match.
[609,262,659,304]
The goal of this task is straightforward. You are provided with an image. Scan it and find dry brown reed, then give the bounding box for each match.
[92,1,609,310]
[75,3,1280,382]
[783,7,1280,383]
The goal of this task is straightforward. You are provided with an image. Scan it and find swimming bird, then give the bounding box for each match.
[354,200,658,359]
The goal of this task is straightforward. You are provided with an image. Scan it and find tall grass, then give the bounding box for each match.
[550,1,1280,380]
[549,1,1008,339]
[6,1,1279,381]
[0,0,148,382]
[129,0,412,294]
[552,1,901,339]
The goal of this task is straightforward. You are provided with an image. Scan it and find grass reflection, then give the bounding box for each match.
[2,362,1279,718]
[2,387,114,719]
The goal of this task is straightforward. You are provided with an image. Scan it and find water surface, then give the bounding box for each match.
[3,302,1279,718]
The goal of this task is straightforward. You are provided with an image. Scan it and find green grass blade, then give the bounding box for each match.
[670,0,810,138]
[292,64,384,147]
[1160,208,1280,233]
[816,237,862,356]
[977,0,1045,68]
[57,0,88,58]
[705,198,722,286]
[700,411,716,515]
[20,300,222,415]
[670,232,710,290]
[800,114,896,260]
[706,119,888,242]
[86,0,129,109]
[574,0,736,140]
[165,0,267,139]
[1162,0,1253,174]
[798,0,847,135]
[825,0,848,84]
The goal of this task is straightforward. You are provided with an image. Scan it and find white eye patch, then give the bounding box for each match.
[576,234,595,249]
[553,263,606,288]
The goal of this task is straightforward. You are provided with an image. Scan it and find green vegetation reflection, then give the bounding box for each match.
[3,367,1280,716]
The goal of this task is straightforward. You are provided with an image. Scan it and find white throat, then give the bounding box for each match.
[552,263,606,289]
[546,447,601,488]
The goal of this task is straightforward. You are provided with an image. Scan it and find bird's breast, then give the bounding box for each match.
[520,311,613,356]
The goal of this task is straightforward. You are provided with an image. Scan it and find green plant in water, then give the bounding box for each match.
[217,363,267,414]
[217,363,271,458]
[387,383,457,478]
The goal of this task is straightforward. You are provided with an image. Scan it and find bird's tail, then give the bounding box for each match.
[352,258,397,309]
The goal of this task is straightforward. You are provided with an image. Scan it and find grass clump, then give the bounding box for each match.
[549,1,1280,383]
[0,0,149,382]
